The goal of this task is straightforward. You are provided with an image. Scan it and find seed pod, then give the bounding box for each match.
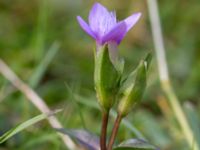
[94,44,120,112]
[118,53,151,117]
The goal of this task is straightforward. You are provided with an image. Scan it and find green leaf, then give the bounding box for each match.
[113,139,158,150]
[184,103,200,148]
[29,42,60,88]
[0,111,59,144]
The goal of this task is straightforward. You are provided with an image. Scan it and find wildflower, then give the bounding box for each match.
[76,2,141,111]
[77,2,141,46]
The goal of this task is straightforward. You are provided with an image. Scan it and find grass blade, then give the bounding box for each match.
[0,111,59,144]
[29,42,60,88]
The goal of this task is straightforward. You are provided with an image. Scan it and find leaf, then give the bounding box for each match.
[29,42,60,88]
[113,139,158,150]
[0,110,60,144]
[56,128,100,150]
[184,103,200,148]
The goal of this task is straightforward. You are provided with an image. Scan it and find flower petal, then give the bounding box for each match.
[102,22,127,44]
[77,16,96,39]
[88,3,116,37]
[88,3,108,31]
[123,12,141,32]
[102,12,141,44]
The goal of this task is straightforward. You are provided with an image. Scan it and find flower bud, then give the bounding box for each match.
[94,44,121,112]
[118,54,151,117]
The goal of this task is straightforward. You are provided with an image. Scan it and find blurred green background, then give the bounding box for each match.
[0,0,200,150]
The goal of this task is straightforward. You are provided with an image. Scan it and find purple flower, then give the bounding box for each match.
[77,2,141,46]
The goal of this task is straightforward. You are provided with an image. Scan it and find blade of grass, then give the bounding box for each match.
[147,0,199,149]
[31,0,48,60]
[65,83,87,129]
[25,42,59,118]
[184,103,200,149]
[0,110,60,144]
[0,59,77,149]
[29,42,60,88]
[20,42,60,120]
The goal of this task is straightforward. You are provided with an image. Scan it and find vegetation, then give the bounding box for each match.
[0,0,200,150]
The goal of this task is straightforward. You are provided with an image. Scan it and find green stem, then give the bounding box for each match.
[147,0,198,148]
[107,113,122,150]
[162,81,199,150]
[100,110,109,150]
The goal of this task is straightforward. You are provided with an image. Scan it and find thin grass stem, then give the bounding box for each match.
[147,0,199,149]
[0,59,77,150]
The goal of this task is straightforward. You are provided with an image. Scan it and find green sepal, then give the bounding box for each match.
[118,53,152,117]
[94,45,121,111]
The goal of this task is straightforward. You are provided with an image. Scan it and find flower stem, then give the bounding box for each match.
[107,113,122,150]
[100,110,109,150]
